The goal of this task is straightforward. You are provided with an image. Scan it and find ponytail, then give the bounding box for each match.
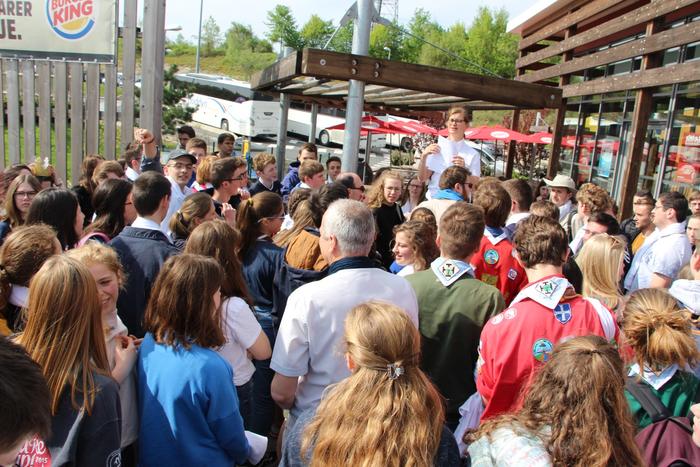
[621,288,699,371]
[168,192,212,240]
[236,192,283,259]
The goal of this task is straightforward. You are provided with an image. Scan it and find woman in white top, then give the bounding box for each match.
[184,219,271,428]
[417,106,481,199]
[392,220,439,277]
[400,175,427,216]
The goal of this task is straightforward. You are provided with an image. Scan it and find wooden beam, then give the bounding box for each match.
[506,110,520,178]
[547,26,575,179]
[519,0,626,50]
[618,19,662,219]
[519,20,700,84]
[562,59,700,97]
[295,48,561,109]
[517,0,696,68]
[250,51,301,90]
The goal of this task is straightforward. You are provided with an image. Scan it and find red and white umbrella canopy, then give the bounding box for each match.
[524,132,553,145]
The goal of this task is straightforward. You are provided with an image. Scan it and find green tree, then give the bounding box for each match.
[369,22,404,60]
[463,7,518,78]
[224,22,276,80]
[326,22,353,53]
[266,5,303,49]
[401,8,443,63]
[419,23,468,71]
[201,16,223,56]
[162,65,194,134]
[300,15,334,48]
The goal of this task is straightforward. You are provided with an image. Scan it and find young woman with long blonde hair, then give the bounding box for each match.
[575,233,626,313]
[621,288,700,429]
[282,301,461,466]
[366,171,405,269]
[392,220,439,277]
[468,335,644,466]
[16,255,122,465]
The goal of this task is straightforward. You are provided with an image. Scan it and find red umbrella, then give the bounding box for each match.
[324,115,396,134]
[388,120,438,135]
[464,125,529,142]
[437,125,487,138]
[523,132,553,145]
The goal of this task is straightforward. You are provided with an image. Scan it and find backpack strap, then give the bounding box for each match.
[625,376,672,423]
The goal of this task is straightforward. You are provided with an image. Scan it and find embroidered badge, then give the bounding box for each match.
[535,280,557,298]
[553,303,572,324]
[491,314,504,325]
[482,273,497,287]
[484,249,499,265]
[504,308,517,320]
[440,260,458,279]
[507,268,517,280]
[532,338,554,362]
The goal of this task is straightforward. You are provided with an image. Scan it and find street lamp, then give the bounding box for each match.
[383,46,391,60]
[195,0,204,73]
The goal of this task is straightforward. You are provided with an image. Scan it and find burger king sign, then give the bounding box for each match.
[46,0,95,39]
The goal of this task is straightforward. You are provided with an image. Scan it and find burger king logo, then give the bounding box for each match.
[46,0,95,40]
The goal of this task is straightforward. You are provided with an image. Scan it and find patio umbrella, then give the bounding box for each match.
[464,125,530,143]
[524,132,553,145]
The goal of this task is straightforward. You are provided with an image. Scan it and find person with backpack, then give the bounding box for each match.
[620,288,700,465]
[621,288,700,429]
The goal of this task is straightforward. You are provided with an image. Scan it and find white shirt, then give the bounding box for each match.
[271,268,419,419]
[217,297,263,386]
[624,222,692,292]
[160,176,192,235]
[131,216,163,232]
[558,200,574,222]
[504,212,530,240]
[425,136,481,198]
[397,264,415,277]
[125,166,139,182]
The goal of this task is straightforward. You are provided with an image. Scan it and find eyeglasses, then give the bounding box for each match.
[258,214,286,223]
[225,173,248,182]
[14,191,37,199]
[350,185,365,192]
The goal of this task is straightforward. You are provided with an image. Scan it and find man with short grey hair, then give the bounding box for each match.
[270,199,419,428]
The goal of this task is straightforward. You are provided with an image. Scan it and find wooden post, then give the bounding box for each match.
[6,60,21,166]
[21,61,35,162]
[69,63,84,186]
[547,26,575,179]
[121,0,138,149]
[140,0,166,142]
[54,62,68,183]
[618,19,662,219]
[505,109,520,178]
[37,62,51,161]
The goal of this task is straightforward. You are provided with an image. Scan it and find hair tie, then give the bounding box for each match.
[177,211,185,223]
[387,363,404,380]
[247,198,254,207]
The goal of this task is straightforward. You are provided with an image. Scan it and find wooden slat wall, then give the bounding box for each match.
[37,62,51,161]
[85,64,100,155]
[21,61,35,162]
[53,62,68,183]
[6,60,20,165]
[0,0,148,184]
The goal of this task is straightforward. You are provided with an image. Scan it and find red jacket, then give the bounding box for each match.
[471,230,526,304]
[476,275,619,420]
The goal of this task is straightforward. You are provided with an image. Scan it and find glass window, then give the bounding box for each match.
[607,59,633,76]
[685,41,700,62]
[638,94,672,193]
[591,100,626,191]
[571,101,600,184]
[559,103,581,177]
[662,47,681,66]
[659,91,700,194]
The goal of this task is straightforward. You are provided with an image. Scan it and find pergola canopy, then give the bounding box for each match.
[251,48,563,113]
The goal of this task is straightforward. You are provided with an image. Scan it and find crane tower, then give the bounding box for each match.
[375,0,398,23]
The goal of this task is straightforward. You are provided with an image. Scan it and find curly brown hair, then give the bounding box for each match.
[393,220,439,271]
[469,335,644,467]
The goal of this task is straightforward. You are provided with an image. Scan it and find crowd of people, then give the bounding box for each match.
[0,107,700,467]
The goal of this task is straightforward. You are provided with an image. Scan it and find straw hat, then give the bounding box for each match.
[543,175,576,193]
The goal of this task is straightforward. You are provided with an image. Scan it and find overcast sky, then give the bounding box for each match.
[163,0,535,43]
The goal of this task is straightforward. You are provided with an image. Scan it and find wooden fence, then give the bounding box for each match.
[0,0,165,185]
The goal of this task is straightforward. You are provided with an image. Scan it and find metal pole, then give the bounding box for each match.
[276,93,290,182]
[309,103,318,143]
[342,0,373,175]
[195,0,204,73]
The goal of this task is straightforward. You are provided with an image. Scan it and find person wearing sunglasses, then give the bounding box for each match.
[211,157,249,219]
[417,106,480,200]
[336,172,366,202]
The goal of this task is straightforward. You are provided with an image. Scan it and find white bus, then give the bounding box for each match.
[176,73,279,138]
[287,105,386,149]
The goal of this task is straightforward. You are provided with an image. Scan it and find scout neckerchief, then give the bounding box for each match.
[628,363,679,390]
[433,189,463,201]
[431,257,474,287]
[484,226,508,246]
[509,275,575,310]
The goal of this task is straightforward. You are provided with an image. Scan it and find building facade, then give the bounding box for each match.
[509,0,700,216]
